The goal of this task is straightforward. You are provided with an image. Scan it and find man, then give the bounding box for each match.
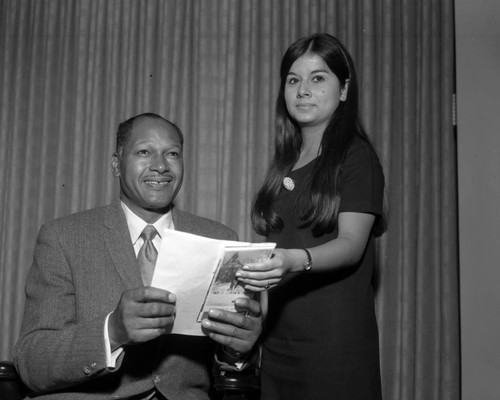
[14,113,261,399]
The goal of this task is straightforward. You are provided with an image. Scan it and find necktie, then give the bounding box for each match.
[137,225,158,286]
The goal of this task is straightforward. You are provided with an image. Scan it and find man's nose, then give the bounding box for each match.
[150,154,168,172]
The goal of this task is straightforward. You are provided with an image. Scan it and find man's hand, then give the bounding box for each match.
[201,297,262,355]
[108,287,176,350]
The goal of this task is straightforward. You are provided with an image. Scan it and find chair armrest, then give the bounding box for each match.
[0,361,27,400]
[214,369,260,399]
[213,348,261,400]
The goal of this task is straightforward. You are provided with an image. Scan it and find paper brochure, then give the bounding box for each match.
[151,229,275,336]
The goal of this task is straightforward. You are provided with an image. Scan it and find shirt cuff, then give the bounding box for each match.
[214,346,250,371]
[104,312,124,368]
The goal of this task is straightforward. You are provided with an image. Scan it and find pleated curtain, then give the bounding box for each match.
[0,1,459,399]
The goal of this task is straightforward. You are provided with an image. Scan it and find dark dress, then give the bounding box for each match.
[261,136,384,400]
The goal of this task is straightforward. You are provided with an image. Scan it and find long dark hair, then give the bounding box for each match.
[251,33,384,237]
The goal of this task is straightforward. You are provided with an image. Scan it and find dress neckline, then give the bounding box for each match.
[290,158,316,174]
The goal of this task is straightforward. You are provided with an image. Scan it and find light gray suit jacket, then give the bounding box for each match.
[14,202,238,400]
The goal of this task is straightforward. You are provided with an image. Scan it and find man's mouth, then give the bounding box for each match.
[145,181,168,185]
[144,177,173,186]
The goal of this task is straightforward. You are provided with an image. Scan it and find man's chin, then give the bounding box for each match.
[142,199,174,213]
[143,192,177,208]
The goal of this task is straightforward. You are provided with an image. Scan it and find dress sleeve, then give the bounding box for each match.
[338,139,385,216]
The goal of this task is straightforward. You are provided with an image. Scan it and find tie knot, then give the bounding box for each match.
[141,225,158,241]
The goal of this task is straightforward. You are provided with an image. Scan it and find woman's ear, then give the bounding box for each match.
[340,79,350,101]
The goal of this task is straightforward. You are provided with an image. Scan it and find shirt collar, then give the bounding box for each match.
[120,202,174,245]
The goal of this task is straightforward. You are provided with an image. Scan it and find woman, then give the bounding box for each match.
[236,33,386,399]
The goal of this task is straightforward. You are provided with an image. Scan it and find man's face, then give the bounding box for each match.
[111,117,184,222]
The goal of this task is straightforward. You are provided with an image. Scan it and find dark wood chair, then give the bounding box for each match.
[0,360,260,399]
[0,361,26,400]
[215,368,260,400]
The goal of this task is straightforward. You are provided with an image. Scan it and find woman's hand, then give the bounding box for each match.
[237,213,377,292]
[235,249,294,292]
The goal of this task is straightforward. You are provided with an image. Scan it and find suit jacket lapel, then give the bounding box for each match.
[103,202,143,289]
[172,206,187,232]
[172,206,198,234]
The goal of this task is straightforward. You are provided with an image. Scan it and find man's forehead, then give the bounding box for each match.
[132,116,168,130]
[130,118,181,142]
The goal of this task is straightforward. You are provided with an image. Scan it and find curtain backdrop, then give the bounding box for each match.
[0,1,459,399]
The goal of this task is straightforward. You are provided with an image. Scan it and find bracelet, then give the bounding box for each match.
[302,248,312,271]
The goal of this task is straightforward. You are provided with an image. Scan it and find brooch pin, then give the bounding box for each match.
[283,177,295,191]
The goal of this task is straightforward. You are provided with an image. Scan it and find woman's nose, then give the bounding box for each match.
[297,82,311,98]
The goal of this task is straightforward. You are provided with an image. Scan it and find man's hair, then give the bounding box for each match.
[115,112,184,155]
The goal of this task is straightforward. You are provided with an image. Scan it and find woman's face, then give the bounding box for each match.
[284,52,347,131]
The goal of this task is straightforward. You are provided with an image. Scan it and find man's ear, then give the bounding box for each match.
[111,153,120,177]
[340,79,350,101]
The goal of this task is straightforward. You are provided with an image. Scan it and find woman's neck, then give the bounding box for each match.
[293,126,324,170]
